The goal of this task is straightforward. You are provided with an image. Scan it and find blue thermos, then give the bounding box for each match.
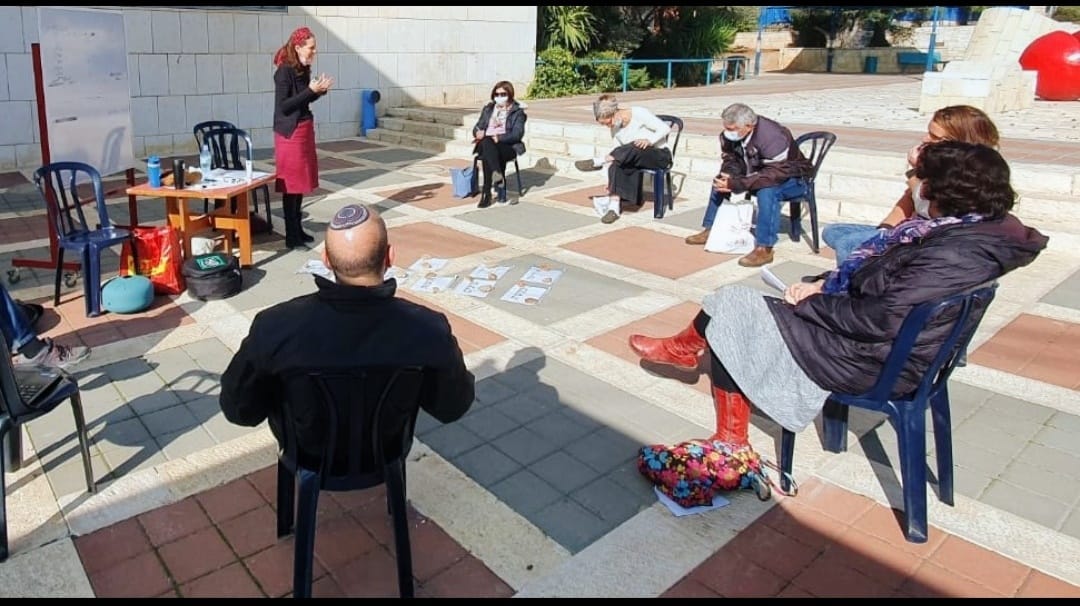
[147,155,162,188]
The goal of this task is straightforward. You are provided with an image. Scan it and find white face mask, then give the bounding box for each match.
[493,95,509,106]
[911,178,931,217]
[723,129,745,142]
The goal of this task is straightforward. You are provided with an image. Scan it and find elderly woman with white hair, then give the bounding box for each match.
[577,94,672,224]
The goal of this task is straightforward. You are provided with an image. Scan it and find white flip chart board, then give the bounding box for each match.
[37,6,136,177]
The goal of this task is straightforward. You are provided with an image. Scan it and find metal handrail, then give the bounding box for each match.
[536,57,732,92]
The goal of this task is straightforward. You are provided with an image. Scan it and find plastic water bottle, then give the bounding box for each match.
[146,155,161,188]
[199,143,212,179]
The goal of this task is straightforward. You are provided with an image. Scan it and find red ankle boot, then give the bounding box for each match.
[710,385,751,447]
[628,322,706,370]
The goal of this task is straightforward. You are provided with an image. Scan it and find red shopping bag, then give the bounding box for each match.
[119,225,186,295]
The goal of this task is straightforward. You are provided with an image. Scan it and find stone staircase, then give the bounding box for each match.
[367,106,1080,235]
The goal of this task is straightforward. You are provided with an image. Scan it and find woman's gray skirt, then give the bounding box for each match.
[702,285,829,433]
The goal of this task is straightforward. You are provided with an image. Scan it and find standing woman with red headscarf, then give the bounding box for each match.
[273,27,334,249]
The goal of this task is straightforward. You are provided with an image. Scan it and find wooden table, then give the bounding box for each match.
[125,172,276,268]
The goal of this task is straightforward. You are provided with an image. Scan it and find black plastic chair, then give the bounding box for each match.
[779,283,998,544]
[276,366,428,598]
[193,121,272,227]
[789,131,837,254]
[471,155,523,203]
[637,114,683,219]
[0,332,95,562]
[33,162,135,318]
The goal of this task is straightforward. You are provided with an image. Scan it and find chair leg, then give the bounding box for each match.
[666,172,675,212]
[514,159,523,195]
[653,172,665,219]
[85,248,103,318]
[808,194,821,254]
[0,423,9,562]
[54,247,65,307]
[69,392,96,494]
[276,461,295,538]
[292,469,320,599]
[789,201,802,242]
[895,406,930,543]
[386,459,415,598]
[821,399,850,453]
[780,428,796,494]
[930,389,954,506]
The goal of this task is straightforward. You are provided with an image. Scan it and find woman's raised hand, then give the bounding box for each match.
[310,73,335,94]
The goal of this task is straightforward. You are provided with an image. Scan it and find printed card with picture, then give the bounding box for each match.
[408,256,450,273]
[454,277,498,298]
[520,264,564,286]
[469,264,513,282]
[500,281,549,306]
[410,273,458,294]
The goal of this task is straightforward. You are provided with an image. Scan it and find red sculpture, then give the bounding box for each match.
[1019,30,1080,101]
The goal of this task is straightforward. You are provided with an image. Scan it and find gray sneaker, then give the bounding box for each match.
[13,338,91,370]
[600,210,620,224]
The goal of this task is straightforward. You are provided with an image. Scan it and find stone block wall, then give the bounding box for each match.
[0,6,537,170]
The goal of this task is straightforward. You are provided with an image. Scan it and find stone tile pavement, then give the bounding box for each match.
[1,73,1080,597]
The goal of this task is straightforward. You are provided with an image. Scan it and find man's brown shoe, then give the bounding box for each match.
[738,246,774,267]
[685,228,710,245]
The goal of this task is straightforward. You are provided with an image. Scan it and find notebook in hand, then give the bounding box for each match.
[13,366,63,408]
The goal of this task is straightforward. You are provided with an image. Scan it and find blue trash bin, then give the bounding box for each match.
[864,56,879,74]
[360,89,381,136]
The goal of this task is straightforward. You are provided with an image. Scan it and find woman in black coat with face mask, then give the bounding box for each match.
[471,81,527,208]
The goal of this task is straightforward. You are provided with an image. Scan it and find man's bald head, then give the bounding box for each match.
[323,203,389,283]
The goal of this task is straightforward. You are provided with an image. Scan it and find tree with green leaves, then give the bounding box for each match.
[537,6,598,54]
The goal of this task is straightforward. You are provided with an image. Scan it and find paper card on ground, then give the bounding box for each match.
[408,256,449,273]
[653,486,730,517]
[411,274,457,294]
[500,282,549,305]
[384,266,411,283]
[297,259,334,281]
[455,278,498,298]
[760,267,787,293]
[469,264,512,281]
[520,265,563,286]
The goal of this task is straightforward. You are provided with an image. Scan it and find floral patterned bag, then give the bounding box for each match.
[637,439,776,507]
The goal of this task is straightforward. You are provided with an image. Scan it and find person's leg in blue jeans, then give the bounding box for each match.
[2,283,90,369]
[739,177,807,267]
[685,189,731,245]
[822,223,881,264]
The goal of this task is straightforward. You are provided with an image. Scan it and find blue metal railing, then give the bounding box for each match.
[572,58,725,92]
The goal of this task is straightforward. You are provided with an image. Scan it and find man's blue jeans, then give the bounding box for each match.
[1,284,35,354]
[702,178,808,247]
[822,223,881,264]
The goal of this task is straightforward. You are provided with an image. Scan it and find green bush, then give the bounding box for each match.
[1053,6,1080,22]
[581,50,623,93]
[527,47,585,99]
[627,67,654,90]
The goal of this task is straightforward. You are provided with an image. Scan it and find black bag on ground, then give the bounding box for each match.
[182,253,242,301]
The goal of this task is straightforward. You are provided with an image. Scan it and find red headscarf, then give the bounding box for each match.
[273,27,314,66]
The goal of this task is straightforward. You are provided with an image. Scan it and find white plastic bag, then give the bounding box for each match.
[704,199,755,254]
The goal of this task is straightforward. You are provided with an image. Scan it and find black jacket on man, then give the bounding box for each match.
[767,214,1048,396]
[273,64,325,138]
[721,116,811,193]
[220,276,475,461]
[472,101,528,156]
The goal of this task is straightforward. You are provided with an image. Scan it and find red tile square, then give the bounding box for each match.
[218,505,279,558]
[318,139,383,153]
[418,556,515,598]
[849,502,946,559]
[1017,570,1080,598]
[689,550,787,597]
[387,221,502,270]
[724,521,822,580]
[157,526,237,584]
[195,477,267,524]
[562,226,734,280]
[327,546,402,597]
[929,535,1029,596]
[790,552,898,598]
[179,562,265,598]
[549,184,689,212]
[245,539,327,598]
[821,529,922,589]
[376,182,476,211]
[318,156,362,170]
[901,561,1008,598]
[74,517,152,575]
[244,465,278,503]
[968,314,1080,389]
[792,479,876,525]
[88,551,174,598]
[137,497,213,547]
[660,577,723,598]
[312,514,380,571]
[0,170,30,188]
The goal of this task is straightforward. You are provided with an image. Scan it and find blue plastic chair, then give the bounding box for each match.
[0,331,95,562]
[275,366,428,598]
[193,121,272,227]
[779,283,998,543]
[788,131,836,254]
[33,162,135,318]
[637,114,683,219]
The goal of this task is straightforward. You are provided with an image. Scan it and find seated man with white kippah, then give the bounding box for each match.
[219,203,475,462]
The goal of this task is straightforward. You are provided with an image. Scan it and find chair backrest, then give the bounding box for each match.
[794,131,837,184]
[193,120,238,150]
[198,126,254,172]
[32,162,112,239]
[278,366,429,488]
[655,114,684,161]
[0,331,33,421]
[864,283,998,403]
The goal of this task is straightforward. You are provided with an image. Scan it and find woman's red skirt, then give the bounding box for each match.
[274,118,319,194]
